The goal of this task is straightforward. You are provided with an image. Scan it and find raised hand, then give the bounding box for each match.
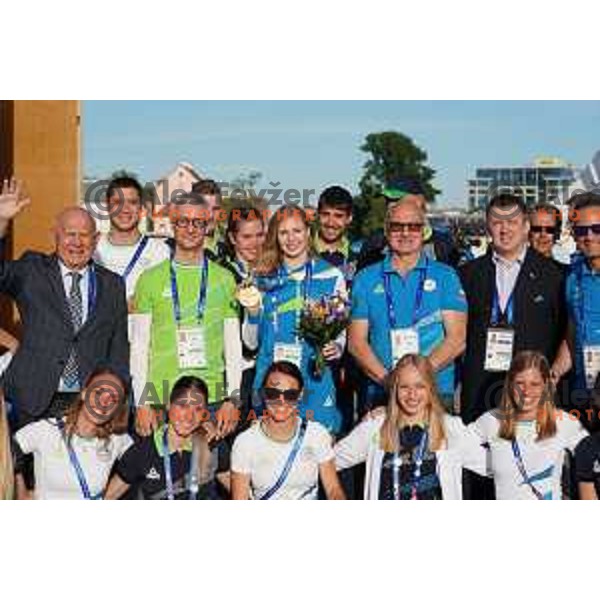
[0,178,31,223]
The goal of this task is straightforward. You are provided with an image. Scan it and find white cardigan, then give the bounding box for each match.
[334,414,486,500]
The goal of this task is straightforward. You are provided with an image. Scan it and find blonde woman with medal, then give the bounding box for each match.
[473,351,588,500]
[251,206,347,435]
[334,354,486,500]
[231,361,345,500]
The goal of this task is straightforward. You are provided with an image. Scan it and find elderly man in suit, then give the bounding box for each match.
[0,178,129,427]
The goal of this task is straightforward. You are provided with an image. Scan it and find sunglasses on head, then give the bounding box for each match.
[173,217,207,231]
[530,225,558,235]
[573,224,600,238]
[262,387,302,403]
[388,222,424,234]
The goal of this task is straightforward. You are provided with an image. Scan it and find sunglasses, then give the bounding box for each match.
[573,224,600,238]
[262,387,302,403]
[173,218,207,231]
[388,222,424,234]
[530,225,558,235]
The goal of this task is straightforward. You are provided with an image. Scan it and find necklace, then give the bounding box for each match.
[260,419,298,444]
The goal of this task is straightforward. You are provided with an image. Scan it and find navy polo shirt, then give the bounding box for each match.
[351,253,467,395]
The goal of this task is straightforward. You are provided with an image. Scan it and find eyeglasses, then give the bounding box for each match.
[387,222,424,234]
[530,225,558,235]
[573,224,600,238]
[262,387,302,403]
[173,218,207,231]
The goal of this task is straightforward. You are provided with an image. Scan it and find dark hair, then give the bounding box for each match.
[224,204,265,258]
[192,179,222,200]
[529,203,562,234]
[261,361,304,391]
[106,176,143,202]
[486,193,527,219]
[318,185,354,214]
[169,376,209,406]
[569,192,600,216]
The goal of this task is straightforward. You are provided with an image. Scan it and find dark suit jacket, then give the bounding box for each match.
[459,247,566,423]
[0,240,129,419]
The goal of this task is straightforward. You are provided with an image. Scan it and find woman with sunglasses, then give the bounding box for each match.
[473,351,587,500]
[231,361,345,500]
[250,206,347,434]
[105,376,220,500]
[334,354,485,500]
[13,366,132,500]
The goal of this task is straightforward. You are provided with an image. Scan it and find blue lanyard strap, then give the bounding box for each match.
[170,255,209,324]
[122,235,149,281]
[491,285,515,326]
[258,420,308,500]
[273,260,313,336]
[510,438,544,500]
[88,266,97,318]
[162,426,198,500]
[57,419,100,500]
[383,258,428,329]
[393,429,429,500]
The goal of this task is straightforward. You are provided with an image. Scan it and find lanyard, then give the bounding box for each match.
[510,438,544,500]
[57,419,101,500]
[170,255,209,324]
[258,420,308,500]
[383,258,428,329]
[392,429,429,501]
[122,235,149,282]
[162,426,198,501]
[87,266,97,318]
[491,284,515,326]
[273,260,313,337]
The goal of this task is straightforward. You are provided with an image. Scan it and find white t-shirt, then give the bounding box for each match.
[15,419,133,500]
[94,234,170,298]
[473,410,588,500]
[231,419,334,500]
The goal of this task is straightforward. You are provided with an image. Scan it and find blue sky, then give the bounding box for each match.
[83,101,600,207]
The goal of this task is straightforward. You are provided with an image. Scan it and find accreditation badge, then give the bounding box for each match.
[390,328,420,366]
[177,326,207,369]
[274,342,302,368]
[583,345,600,389]
[484,327,514,372]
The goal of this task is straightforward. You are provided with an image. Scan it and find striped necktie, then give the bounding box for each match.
[62,272,83,388]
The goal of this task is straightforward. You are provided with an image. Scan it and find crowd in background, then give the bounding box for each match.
[0,174,599,500]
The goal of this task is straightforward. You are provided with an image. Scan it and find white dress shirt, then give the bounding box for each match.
[492,245,527,313]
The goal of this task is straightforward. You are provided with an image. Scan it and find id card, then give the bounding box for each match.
[484,327,514,372]
[583,345,600,389]
[390,328,420,366]
[177,326,207,369]
[274,342,302,368]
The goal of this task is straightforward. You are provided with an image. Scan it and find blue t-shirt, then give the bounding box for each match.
[351,253,467,395]
[566,258,600,390]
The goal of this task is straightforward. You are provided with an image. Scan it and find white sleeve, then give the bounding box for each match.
[467,414,494,477]
[558,412,589,452]
[310,423,335,464]
[14,421,43,454]
[448,418,487,476]
[115,434,134,459]
[334,418,375,470]
[241,312,259,351]
[231,431,253,474]
[224,317,243,399]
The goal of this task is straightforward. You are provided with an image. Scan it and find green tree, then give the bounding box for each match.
[352,131,439,238]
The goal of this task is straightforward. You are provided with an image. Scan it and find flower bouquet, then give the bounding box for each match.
[297,290,351,379]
